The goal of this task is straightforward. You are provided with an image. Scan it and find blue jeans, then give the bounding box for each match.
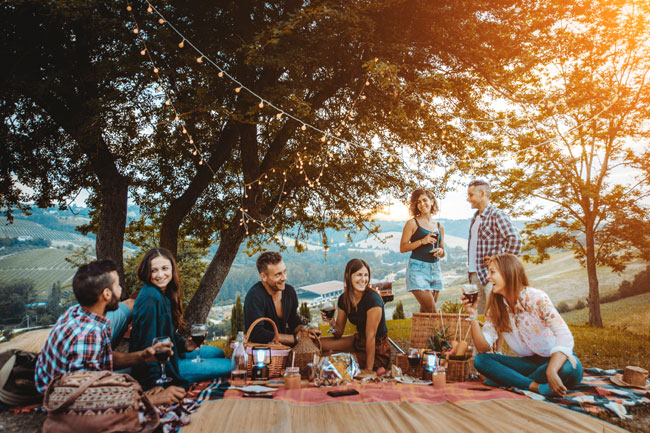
[105,302,131,347]
[474,352,583,390]
[178,345,232,383]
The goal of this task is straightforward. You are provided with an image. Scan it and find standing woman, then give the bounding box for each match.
[462,254,583,396]
[399,189,446,313]
[130,248,231,389]
[320,259,390,372]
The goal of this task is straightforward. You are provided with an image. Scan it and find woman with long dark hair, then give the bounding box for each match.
[399,189,446,313]
[321,259,390,371]
[130,248,231,389]
[462,254,583,396]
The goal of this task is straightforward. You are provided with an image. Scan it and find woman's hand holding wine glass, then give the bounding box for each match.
[320,301,336,334]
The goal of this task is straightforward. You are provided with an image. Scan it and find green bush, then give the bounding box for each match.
[574,299,586,310]
[392,301,405,320]
[230,295,244,337]
[299,302,311,322]
[556,301,570,313]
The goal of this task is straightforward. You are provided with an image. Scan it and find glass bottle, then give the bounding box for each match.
[231,331,247,386]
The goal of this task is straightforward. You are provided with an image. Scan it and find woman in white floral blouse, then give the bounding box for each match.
[462,254,583,396]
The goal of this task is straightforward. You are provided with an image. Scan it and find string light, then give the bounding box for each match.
[178,40,185,48]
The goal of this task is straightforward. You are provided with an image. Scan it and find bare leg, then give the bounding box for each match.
[411,290,435,313]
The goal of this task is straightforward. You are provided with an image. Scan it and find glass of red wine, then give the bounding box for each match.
[407,348,421,377]
[152,336,173,384]
[320,301,336,334]
[462,284,479,318]
[190,324,208,363]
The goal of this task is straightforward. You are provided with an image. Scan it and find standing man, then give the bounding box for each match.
[467,179,522,314]
[244,252,307,345]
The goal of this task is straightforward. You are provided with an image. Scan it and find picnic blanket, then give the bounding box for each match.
[508,367,650,419]
[182,396,627,433]
[223,380,525,405]
[158,379,230,433]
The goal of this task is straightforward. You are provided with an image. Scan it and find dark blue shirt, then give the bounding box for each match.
[244,282,301,344]
[338,290,388,339]
[409,219,440,263]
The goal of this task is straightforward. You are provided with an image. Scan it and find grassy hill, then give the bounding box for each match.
[562,292,650,335]
[386,251,646,318]
[0,248,77,298]
[0,218,92,246]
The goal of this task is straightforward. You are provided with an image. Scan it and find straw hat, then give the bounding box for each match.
[610,366,650,390]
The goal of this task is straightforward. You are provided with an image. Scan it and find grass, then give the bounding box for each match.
[563,292,650,336]
[0,248,76,298]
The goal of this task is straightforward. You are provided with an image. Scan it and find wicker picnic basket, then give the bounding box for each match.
[244,317,291,378]
[409,312,472,349]
[408,311,475,382]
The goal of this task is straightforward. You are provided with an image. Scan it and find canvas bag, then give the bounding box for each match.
[43,370,159,433]
[0,349,41,406]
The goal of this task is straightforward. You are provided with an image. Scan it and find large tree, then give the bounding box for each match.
[0,1,158,287]
[491,0,650,326]
[123,0,562,326]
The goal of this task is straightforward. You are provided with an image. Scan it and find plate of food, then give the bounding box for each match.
[395,376,432,386]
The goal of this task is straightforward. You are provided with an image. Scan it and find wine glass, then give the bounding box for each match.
[462,284,479,319]
[407,348,421,377]
[190,324,208,363]
[320,301,336,334]
[152,336,173,384]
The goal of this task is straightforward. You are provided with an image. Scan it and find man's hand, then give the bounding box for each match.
[143,341,174,363]
[147,386,186,406]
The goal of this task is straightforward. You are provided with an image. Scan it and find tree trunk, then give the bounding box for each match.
[585,226,603,327]
[183,220,247,327]
[95,174,129,293]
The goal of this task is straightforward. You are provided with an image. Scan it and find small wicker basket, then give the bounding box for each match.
[409,312,472,349]
[244,317,291,378]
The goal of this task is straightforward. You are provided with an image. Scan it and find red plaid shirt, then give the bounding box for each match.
[468,204,522,285]
[35,305,113,393]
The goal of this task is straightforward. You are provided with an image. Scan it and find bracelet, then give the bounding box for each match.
[467,316,479,322]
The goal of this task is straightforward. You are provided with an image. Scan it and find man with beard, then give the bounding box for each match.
[244,252,306,345]
[35,260,184,404]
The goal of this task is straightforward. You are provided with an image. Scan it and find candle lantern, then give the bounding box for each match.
[251,346,271,381]
[422,350,438,381]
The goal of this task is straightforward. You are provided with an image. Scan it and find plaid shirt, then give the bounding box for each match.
[35,305,113,393]
[468,204,522,285]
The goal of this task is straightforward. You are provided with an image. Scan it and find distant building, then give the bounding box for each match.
[17,236,33,242]
[296,280,344,306]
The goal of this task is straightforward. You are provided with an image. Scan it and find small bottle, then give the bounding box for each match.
[231,331,247,386]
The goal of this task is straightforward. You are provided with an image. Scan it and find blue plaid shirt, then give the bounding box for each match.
[468,204,522,285]
[35,305,113,393]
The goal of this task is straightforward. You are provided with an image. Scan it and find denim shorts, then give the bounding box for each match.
[406,258,444,291]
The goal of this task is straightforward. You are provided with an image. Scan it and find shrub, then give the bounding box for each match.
[599,291,622,304]
[299,302,311,323]
[574,299,586,310]
[230,295,244,337]
[392,301,405,320]
[556,301,570,313]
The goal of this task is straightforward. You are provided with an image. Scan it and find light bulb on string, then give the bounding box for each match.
[126,5,132,11]
[276,113,282,119]
[157,85,162,91]
[258,101,264,108]
[165,99,171,105]
[133,28,139,34]
[364,151,370,158]
[218,72,224,78]
[140,49,146,56]
[301,124,307,131]
[189,139,194,144]
[174,115,180,121]
[199,160,204,165]
[153,67,159,73]
[360,95,366,100]
[178,40,185,48]
[182,128,187,134]
[147,6,153,13]
[388,156,394,163]
[196,56,203,63]
[192,150,198,156]
[158,18,164,24]
[235,87,241,93]
[320,136,326,143]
